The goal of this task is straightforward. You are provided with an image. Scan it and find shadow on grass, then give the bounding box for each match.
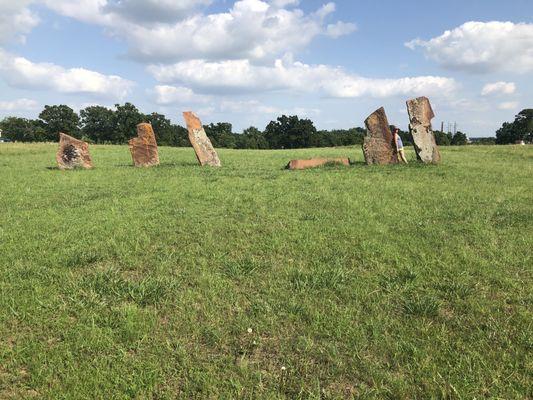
[114,161,199,168]
[46,166,94,171]
[282,159,365,171]
[159,161,200,168]
[349,160,366,166]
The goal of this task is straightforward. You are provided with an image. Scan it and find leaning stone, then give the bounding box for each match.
[128,123,160,167]
[56,133,93,170]
[406,96,441,163]
[183,111,221,167]
[286,158,350,170]
[362,107,398,165]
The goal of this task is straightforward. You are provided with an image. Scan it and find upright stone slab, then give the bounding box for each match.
[287,158,350,170]
[406,96,441,163]
[129,123,160,167]
[362,107,398,165]
[56,133,93,170]
[183,111,221,167]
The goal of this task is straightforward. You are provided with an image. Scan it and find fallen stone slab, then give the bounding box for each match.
[286,158,350,170]
[362,107,398,165]
[56,133,93,170]
[406,96,441,163]
[129,123,160,167]
[183,111,221,167]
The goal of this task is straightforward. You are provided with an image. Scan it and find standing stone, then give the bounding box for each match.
[56,133,93,170]
[183,111,221,167]
[286,158,350,170]
[407,97,441,164]
[129,123,160,167]
[406,96,441,163]
[362,107,398,165]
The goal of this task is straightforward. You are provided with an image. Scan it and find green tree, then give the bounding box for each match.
[39,105,80,141]
[204,122,236,148]
[146,112,175,146]
[434,130,453,146]
[114,103,146,144]
[0,117,36,142]
[171,124,191,147]
[496,109,533,144]
[264,115,316,149]
[80,105,116,143]
[236,126,268,149]
[451,131,468,146]
[513,109,533,143]
[310,128,365,148]
[495,122,515,144]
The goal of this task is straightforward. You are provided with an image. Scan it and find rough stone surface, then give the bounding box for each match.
[406,96,441,163]
[56,133,93,170]
[362,107,398,165]
[183,111,221,167]
[129,123,160,167]
[286,158,350,170]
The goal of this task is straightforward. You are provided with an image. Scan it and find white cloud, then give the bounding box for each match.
[0,98,39,111]
[406,21,533,73]
[326,21,357,38]
[39,0,355,62]
[41,0,110,25]
[123,0,354,61]
[481,81,516,96]
[191,99,321,123]
[314,2,335,20]
[149,58,457,98]
[152,86,320,118]
[219,99,279,114]
[0,49,134,99]
[152,85,210,104]
[103,0,212,23]
[498,101,519,110]
[0,0,39,44]
[270,0,299,7]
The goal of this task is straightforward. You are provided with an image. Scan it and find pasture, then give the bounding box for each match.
[0,143,531,398]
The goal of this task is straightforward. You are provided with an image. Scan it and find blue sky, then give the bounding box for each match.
[0,0,532,136]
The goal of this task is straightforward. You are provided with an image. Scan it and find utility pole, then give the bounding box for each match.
[441,121,444,132]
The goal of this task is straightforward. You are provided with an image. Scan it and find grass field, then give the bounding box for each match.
[0,143,532,399]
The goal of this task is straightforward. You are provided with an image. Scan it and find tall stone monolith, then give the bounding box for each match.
[183,111,221,167]
[129,123,160,167]
[406,96,441,163]
[362,107,398,165]
[56,133,93,170]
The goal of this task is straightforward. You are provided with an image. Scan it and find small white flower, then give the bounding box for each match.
[247,328,252,334]
[281,366,286,371]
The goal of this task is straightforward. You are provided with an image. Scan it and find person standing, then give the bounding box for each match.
[392,126,408,164]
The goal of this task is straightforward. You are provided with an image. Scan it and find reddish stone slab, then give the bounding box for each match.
[128,123,160,167]
[183,111,221,167]
[362,107,398,165]
[56,132,93,170]
[406,96,441,164]
[286,158,350,170]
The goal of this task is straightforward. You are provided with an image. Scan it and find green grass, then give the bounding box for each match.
[0,143,531,399]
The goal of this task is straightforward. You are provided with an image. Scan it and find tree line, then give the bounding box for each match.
[495,109,533,144]
[3,103,527,149]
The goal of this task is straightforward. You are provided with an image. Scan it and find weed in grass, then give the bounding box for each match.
[401,292,442,318]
